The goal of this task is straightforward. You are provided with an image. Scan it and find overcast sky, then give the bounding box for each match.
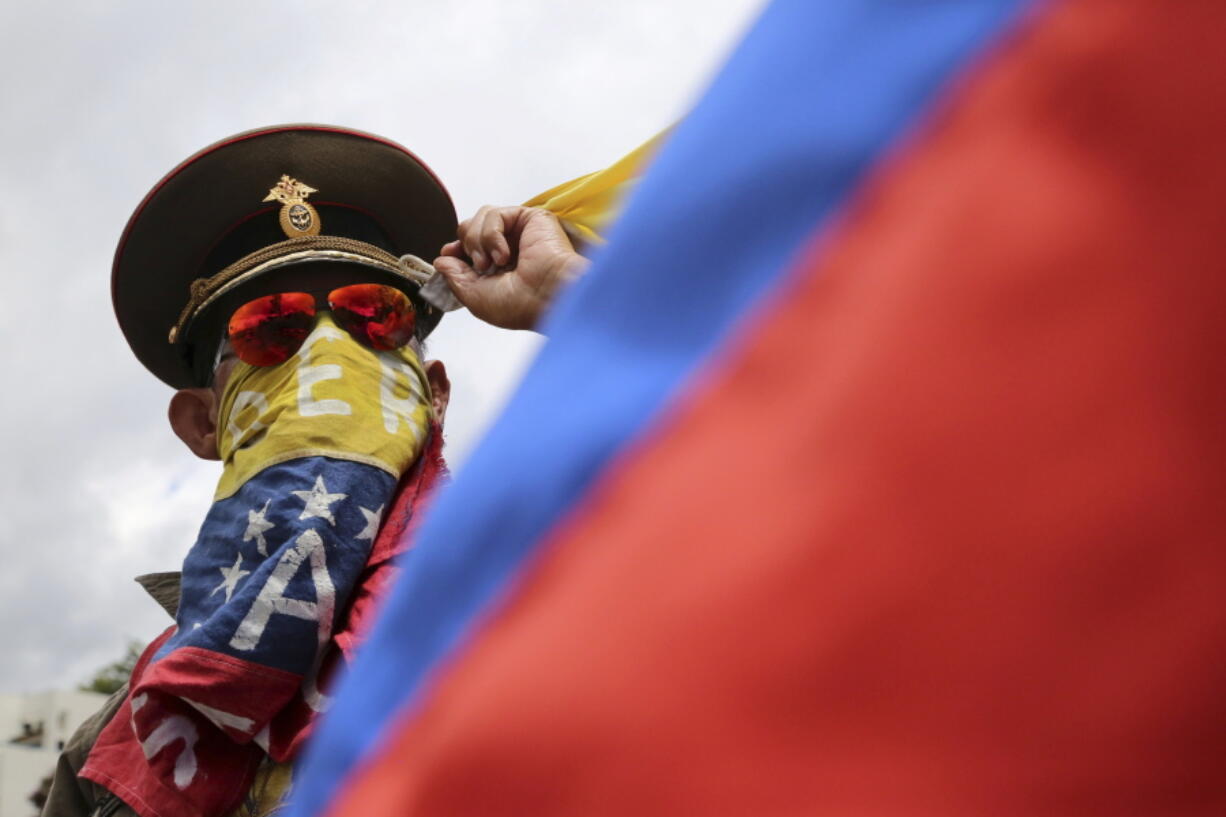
[0,0,763,693]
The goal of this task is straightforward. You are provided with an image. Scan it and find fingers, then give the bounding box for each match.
[432,255,483,311]
[440,204,583,332]
[480,207,514,268]
[433,254,477,284]
[458,205,493,272]
[456,205,525,272]
[433,253,517,329]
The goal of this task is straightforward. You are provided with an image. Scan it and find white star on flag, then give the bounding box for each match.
[292,475,348,525]
[356,505,384,542]
[210,554,251,603]
[244,499,276,556]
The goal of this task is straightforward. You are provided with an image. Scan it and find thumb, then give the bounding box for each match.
[432,256,492,316]
[434,256,476,287]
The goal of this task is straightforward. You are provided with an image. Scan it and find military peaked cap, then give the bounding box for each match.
[113,124,457,388]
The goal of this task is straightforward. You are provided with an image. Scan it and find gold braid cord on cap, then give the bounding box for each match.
[167,235,435,343]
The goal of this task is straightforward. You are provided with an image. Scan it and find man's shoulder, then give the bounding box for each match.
[133,572,181,619]
[41,684,130,817]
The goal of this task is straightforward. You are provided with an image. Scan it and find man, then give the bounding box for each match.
[43,125,456,817]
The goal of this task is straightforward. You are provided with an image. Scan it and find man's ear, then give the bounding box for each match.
[168,388,222,460]
[425,360,451,425]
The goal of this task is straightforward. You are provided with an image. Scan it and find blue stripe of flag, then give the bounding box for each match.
[291,0,1034,811]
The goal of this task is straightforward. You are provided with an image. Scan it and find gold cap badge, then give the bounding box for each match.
[263,175,321,238]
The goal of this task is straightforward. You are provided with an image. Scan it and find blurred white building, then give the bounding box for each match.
[0,691,106,817]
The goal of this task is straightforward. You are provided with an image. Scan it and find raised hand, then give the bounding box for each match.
[433,205,589,330]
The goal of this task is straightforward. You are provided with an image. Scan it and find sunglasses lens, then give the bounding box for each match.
[227,292,316,366]
[328,284,416,351]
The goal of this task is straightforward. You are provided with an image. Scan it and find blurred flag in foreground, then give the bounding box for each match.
[293,0,1226,814]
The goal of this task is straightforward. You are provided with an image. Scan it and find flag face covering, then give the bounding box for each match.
[82,314,432,817]
[215,313,433,499]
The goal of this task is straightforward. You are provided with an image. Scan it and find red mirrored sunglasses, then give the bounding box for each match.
[226,283,417,368]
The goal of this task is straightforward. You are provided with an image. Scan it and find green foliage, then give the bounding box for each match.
[79,640,144,695]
